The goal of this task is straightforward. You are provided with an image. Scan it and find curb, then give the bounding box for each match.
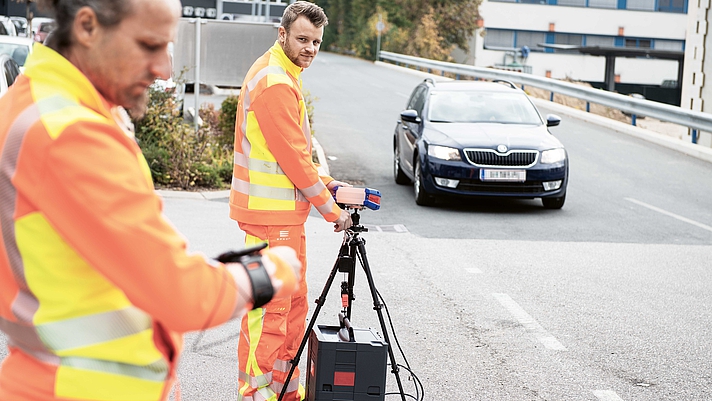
[376,60,712,165]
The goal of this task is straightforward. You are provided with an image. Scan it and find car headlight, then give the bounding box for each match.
[428,145,461,161]
[540,148,566,164]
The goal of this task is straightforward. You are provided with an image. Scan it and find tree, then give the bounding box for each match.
[316,0,480,61]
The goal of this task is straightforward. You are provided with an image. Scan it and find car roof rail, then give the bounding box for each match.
[424,78,436,86]
[492,79,518,90]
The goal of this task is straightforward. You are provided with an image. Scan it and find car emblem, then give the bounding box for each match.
[497,144,508,153]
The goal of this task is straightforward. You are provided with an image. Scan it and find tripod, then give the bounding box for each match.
[278,208,407,401]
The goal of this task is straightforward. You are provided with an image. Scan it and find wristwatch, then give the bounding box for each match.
[240,254,274,309]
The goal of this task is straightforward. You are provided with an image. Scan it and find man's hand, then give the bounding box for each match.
[260,247,301,300]
[327,180,352,196]
[333,209,353,232]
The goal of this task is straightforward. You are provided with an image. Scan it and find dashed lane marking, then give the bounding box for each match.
[626,197,712,233]
[492,293,567,351]
[592,390,625,401]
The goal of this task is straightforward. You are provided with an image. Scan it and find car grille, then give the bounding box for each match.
[457,179,544,194]
[464,149,538,167]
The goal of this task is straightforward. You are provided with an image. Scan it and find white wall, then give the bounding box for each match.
[479,1,688,39]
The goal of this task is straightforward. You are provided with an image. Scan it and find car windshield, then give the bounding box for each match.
[0,43,29,67]
[428,90,542,124]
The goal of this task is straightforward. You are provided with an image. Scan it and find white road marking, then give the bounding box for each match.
[625,197,712,233]
[492,293,567,351]
[466,267,483,274]
[592,390,625,401]
[395,92,409,98]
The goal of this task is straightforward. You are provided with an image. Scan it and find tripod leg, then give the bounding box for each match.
[277,236,351,401]
[354,237,408,401]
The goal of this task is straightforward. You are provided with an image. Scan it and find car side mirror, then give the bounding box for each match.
[400,109,421,124]
[546,114,561,127]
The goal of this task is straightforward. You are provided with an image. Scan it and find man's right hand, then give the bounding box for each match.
[333,209,353,232]
[259,246,300,300]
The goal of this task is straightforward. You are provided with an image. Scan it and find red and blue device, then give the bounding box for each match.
[333,187,381,210]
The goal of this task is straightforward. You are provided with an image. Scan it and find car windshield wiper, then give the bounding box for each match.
[429,119,452,123]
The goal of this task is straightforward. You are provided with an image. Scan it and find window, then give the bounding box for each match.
[626,0,655,10]
[654,40,683,51]
[484,29,515,48]
[558,0,586,6]
[625,38,651,48]
[658,0,686,12]
[408,86,428,115]
[588,0,617,8]
[585,36,615,47]
[515,31,547,50]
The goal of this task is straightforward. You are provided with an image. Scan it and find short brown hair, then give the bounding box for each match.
[37,0,134,52]
[281,1,328,32]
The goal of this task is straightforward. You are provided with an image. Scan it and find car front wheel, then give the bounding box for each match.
[394,143,410,185]
[414,159,435,206]
[542,193,566,209]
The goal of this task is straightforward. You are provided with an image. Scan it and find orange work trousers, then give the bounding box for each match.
[237,223,308,401]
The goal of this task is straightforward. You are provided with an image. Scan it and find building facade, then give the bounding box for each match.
[459,0,687,87]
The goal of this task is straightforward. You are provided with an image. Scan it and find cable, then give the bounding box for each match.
[377,289,425,401]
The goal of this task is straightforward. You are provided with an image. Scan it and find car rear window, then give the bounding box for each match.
[429,90,542,125]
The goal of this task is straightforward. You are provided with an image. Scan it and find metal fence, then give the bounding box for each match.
[379,51,712,142]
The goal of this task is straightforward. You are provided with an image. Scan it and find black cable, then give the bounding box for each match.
[377,289,425,401]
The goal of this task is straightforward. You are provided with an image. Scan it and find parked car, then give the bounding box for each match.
[33,20,54,43]
[393,78,569,209]
[0,54,21,98]
[0,35,33,72]
[0,16,18,36]
[9,16,27,36]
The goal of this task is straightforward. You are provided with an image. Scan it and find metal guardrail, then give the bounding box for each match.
[379,51,712,138]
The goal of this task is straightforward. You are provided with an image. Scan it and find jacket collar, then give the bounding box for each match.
[269,40,303,79]
[23,43,113,118]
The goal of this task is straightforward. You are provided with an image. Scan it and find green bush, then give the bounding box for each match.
[133,86,236,190]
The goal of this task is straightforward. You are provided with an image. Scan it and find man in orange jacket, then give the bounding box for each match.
[0,0,301,400]
[228,2,353,400]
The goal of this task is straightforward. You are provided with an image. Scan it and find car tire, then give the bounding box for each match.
[394,143,410,185]
[414,159,435,206]
[542,193,566,209]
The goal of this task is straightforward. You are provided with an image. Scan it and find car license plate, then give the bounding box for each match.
[480,169,526,182]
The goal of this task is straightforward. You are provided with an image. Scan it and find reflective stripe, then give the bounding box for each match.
[232,177,250,194]
[272,358,290,373]
[239,370,272,388]
[315,197,337,216]
[249,184,295,202]
[234,176,301,202]
[247,66,288,92]
[269,377,300,397]
[0,317,59,365]
[300,181,326,198]
[36,94,75,116]
[36,307,152,351]
[235,151,248,168]
[61,356,168,382]
[249,158,284,175]
[0,103,40,291]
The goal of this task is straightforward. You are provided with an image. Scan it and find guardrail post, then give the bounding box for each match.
[550,92,554,102]
[456,74,460,80]
[632,114,637,126]
[586,102,590,113]
[692,129,699,144]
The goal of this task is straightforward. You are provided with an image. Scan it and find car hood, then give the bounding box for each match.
[425,122,563,150]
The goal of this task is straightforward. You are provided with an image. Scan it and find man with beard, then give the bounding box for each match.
[0,0,302,400]
[229,2,353,400]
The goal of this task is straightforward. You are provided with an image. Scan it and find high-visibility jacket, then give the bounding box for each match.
[0,44,248,400]
[229,41,342,226]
